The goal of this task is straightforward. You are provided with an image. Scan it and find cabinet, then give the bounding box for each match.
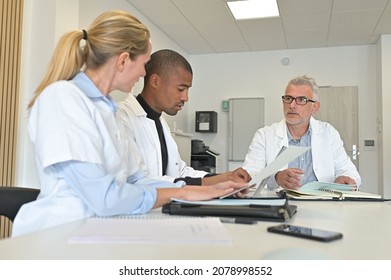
[228,98,264,168]
[171,131,192,166]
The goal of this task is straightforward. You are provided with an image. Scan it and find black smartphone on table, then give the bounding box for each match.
[267,224,343,242]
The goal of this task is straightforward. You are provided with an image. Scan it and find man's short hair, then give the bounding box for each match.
[144,49,192,82]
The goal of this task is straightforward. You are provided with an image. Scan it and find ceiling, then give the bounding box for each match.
[126,0,391,54]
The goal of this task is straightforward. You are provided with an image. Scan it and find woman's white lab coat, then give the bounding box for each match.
[12,76,158,236]
[117,95,207,182]
[243,117,361,186]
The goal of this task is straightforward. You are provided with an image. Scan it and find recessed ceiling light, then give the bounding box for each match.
[227,0,280,20]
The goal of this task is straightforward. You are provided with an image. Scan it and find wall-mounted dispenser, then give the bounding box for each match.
[195,111,217,133]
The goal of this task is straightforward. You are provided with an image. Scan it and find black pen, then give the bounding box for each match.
[219,217,257,225]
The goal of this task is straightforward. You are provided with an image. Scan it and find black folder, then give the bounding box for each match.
[162,198,297,222]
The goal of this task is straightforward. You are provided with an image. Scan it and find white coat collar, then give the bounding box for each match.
[121,94,146,117]
[275,116,318,148]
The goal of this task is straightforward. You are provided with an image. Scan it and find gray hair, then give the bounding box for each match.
[286,75,319,100]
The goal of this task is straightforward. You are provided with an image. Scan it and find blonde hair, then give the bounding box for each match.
[28,10,150,109]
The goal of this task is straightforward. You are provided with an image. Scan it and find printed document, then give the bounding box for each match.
[68,215,232,244]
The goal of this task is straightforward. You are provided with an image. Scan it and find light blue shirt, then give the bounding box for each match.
[73,71,118,112]
[267,127,317,188]
[54,160,183,215]
[287,128,317,185]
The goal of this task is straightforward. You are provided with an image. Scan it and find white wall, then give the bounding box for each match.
[16,0,80,188]
[187,46,379,193]
[377,34,391,198]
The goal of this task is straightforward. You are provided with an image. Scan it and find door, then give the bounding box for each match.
[228,98,265,161]
[316,86,359,170]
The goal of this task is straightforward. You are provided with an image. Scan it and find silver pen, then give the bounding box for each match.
[319,188,345,199]
[219,217,257,225]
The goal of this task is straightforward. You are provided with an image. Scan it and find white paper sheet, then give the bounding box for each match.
[68,216,232,244]
[249,146,310,187]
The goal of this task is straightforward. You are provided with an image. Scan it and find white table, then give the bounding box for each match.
[1,200,391,260]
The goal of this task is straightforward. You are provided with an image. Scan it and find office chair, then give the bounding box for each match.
[0,186,40,222]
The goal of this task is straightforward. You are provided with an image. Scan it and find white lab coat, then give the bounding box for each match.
[243,117,361,186]
[116,94,208,182]
[13,79,157,236]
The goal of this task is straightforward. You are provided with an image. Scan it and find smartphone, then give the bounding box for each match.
[267,224,343,242]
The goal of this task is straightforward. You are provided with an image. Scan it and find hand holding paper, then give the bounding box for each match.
[248,146,310,186]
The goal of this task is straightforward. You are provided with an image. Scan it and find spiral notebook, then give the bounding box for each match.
[68,215,232,244]
[284,181,383,200]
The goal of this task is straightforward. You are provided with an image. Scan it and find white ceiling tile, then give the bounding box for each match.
[277,0,333,15]
[237,17,284,34]
[328,27,374,45]
[126,0,173,10]
[332,0,389,12]
[126,0,391,54]
[375,3,391,33]
[245,32,287,51]
[136,7,187,26]
[331,10,384,28]
[285,29,328,49]
[283,14,330,32]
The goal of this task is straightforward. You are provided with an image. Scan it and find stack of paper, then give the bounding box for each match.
[68,215,232,244]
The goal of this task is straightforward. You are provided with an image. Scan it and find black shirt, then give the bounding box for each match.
[136,94,168,176]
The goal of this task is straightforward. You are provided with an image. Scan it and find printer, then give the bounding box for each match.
[190,139,220,173]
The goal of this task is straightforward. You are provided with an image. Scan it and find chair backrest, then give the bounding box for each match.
[0,186,40,222]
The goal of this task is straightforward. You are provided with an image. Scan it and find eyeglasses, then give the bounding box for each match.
[281,95,316,105]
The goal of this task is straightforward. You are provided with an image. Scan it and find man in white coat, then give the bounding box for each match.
[117,49,251,185]
[243,75,361,190]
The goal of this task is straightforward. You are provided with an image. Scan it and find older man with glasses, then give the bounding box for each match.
[243,75,361,190]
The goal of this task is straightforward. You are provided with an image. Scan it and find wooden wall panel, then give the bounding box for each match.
[0,0,24,239]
